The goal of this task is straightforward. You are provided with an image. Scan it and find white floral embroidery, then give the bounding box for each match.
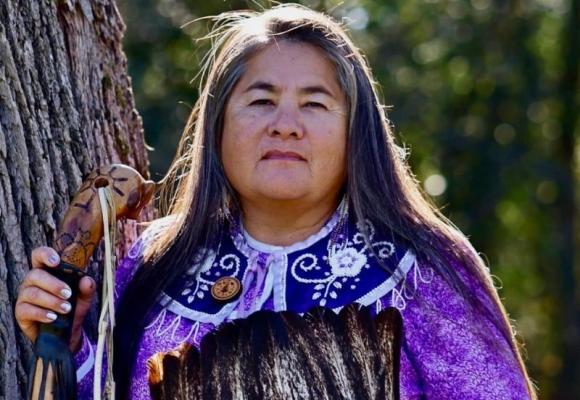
[220,254,240,271]
[352,219,395,258]
[180,250,241,304]
[185,249,216,276]
[155,208,425,328]
[291,220,396,307]
[329,247,368,277]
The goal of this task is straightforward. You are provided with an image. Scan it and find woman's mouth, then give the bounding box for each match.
[262,150,306,161]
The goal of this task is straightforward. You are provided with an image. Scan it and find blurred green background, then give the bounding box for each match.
[117,0,579,397]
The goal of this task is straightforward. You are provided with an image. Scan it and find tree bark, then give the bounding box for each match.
[0,0,150,398]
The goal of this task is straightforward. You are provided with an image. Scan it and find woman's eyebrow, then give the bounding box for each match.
[243,81,335,97]
[299,85,334,97]
[243,81,276,93]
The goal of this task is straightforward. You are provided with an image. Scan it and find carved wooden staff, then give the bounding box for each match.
[148,304,402,400]
[27,164,155,400]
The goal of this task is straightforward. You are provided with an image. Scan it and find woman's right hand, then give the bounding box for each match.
[15,246,97,352]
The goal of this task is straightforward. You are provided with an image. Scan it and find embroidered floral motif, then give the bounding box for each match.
[329,247,368,277]
[179,250,241,304]
[185,249,216,276]
[160,212,420,326]
[291,220,396,307]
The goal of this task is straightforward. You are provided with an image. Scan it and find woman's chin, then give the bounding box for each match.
[244,179,311,202]
[255,186,309,202]
[251,172,312,199]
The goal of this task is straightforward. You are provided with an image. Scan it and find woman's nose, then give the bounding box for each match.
[268,106,304,139]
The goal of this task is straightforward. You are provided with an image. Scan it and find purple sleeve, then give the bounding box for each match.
[398,259,530,400]
[74,226,153,399]
[74,329,95,396]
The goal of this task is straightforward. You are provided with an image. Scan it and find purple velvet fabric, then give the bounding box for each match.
[74,217,530,399]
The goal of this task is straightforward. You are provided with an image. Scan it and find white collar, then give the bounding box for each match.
[240,210,340,255]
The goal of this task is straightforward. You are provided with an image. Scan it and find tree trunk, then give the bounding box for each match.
[0,0,150,398]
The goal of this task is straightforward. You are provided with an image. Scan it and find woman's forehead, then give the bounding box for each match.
[237,41,342,95]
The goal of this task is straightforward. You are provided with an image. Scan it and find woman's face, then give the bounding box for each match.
[221,41,348,208]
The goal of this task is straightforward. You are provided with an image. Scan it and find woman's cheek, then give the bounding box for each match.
[306,109,345,136]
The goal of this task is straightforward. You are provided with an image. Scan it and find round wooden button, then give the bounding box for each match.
[211,277,242,302]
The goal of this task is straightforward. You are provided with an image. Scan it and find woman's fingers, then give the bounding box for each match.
[72,276,97,327]
[16,246,69,343]
[15,277,71,342]
[19,268,72,300]
[14,302,59,343]
[70,276,97,352]
[18,285,72,315]
[77,276,97,306]
[15,302,60,325]
[18,246,98,350]
[30,246,60,269]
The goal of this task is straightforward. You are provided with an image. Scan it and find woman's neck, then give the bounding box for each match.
[240,196,340,247]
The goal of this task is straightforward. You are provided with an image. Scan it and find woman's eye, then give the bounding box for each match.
[304,101,327,109]
[249,99,274,106]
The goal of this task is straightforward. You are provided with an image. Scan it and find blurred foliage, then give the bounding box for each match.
[117,0,579,397]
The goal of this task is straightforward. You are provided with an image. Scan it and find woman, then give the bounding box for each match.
[15,4,536,399]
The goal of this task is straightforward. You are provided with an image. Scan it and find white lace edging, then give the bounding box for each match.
[237,201,342,255]
[272,254,288,311]
[158,251,422,325]
[159,293,240,325]
[355,249,417,307]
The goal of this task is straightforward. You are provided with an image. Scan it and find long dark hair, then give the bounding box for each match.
[114,4,535,398]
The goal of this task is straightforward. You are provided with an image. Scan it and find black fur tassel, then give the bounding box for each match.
[148,304,403,400]
[27,263,84,400]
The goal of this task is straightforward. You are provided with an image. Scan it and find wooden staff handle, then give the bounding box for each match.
[28,164,155,400]
[54,164,156,270]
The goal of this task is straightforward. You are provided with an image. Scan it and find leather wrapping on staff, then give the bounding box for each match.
[27,263,85,400]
